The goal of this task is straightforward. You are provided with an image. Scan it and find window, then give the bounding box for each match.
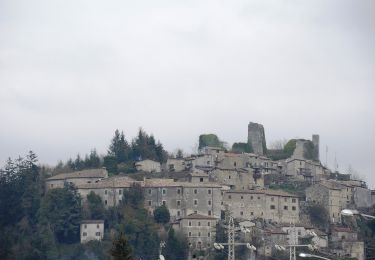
[271,197,274,202]
[228,175,231,179]
[298,231,301,236]
[198,232,201,237]
[208,222,211,227]
[177,189,181,194]
[208,200,212,206]
[194,189,198,194]
[241,196,244,200]
[208,210,212,216]
[96,232,101,236]
[50,184,53,188]
[208,189,212,195]
[105,190,107,195]
[177,211,180,216]
[228,195,232,199]
[234,162,237,167]
[258,196,261,200]
[240,211,243,216]
[148,189,152,194]
[83,232,87,236]
[284,206,288,210]
[189,221,192,226]
[198,222,201,226]
[292,206,296,211]
[207,161,210,165]
[148,200,152,206]
[270,205,276,210]
[194,199,198,205]
[119,189,122,195]
[162,189,166,195]
[84,224,87,229]
[250,212,254,216]
[118,199,122,204]
[162,200,166,206]
[189,232,192,237]
[292,198,296,203]
[97,224,99,229]
[194,210,197,214]
[177,200,181,206]
[200,178,204,182]
[105,200,107,205]
[208,232,211,237]
[284,198,287,202]
[250,196,253,200]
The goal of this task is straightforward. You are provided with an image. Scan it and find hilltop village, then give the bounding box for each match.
[40,122,375,260]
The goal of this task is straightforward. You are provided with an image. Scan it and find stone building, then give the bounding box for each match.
[285,158,327,182]
[143,179,223,221]
[306,180,353,223]
[248,122,267,156]
[135,159,161,173]
[45,168,108,191]
[80,220,104,243]
[223,189,300,223]
[176,213,218,251]
[330,226,365,260]
[166,158,186,172]
[210,167,260,190]
[76,175,140,207]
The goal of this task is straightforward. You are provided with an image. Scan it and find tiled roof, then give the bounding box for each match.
[144,178,222,188]
[320,180,345,190]
[181,213,217,220]
[47,169,108,181]
[332,226,354,233]
[81,220,104,224]
[77,176,140,189]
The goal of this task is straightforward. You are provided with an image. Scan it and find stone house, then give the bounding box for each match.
[76,175,140,207]
[45,168,108,191]
[80,220,104,243]
[135,159,161,173]
[285,158,326,182]
[210,167,261,190]
[330,226,364,260]
[176,213,218,251]
[280,224,328,248]
[262,228,288,257]
[143,179,223,221]
[166,158,186,172]
[306,180,352,223]
[223,189,300,223]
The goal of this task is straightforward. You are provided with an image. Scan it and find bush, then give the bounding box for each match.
[154,205,170,224]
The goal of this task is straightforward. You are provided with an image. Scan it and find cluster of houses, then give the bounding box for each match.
[46,138,373,259]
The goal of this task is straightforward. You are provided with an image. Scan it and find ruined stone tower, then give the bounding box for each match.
[247,122,267,155]
[312,134,320,160]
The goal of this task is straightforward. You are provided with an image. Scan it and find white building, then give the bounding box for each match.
[80,220,104,243]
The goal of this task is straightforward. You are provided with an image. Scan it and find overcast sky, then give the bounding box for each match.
[1,0,374,186]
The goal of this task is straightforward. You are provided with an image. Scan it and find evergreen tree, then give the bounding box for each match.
[163,228,188,260]
[87,191,105,219]
[110,232,133,260]
[153,205,170,224]
[109,129,131,163]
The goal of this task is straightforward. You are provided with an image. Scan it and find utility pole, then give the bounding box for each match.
[289,221,297,260]
[228,216,235,260]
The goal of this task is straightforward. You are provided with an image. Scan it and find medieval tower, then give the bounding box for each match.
[247,122,267,155]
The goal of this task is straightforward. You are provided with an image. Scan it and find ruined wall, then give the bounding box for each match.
[247,122,267,155]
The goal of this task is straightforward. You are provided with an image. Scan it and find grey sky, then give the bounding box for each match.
[1,0,374,186]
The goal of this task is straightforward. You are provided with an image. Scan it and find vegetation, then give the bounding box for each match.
[232,142,253,153]
[307,203,330,230]
[268,139,297,160]
[154,205,171,224]
[198,134,226,150]
[163,228,189,260]
[110,232,133,260]
[303,140,318,161]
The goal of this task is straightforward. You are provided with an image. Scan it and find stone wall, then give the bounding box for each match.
[248,122,267,156]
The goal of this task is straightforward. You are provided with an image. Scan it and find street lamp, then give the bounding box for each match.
[341,209,375,219]
[299,252,331,260]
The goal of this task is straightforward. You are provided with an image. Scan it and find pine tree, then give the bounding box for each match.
[110,232,133,260]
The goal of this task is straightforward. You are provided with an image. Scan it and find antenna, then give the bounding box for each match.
[325,146,328,167]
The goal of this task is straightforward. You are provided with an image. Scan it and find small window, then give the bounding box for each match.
[228,175,231,179]
[240,211,243,216]
[234,162,237,167]
[148,189,152,194]
[284,198,287,202]
[228,195,232,199]
[270,205,276,210]
[177,189,181,194]
[50,184,53,188]
[271,197,274,202]
[258,196,261,200]
[105,200,107,205]
[250,196,253,200]
[189,221,192,226]
[177,211,180,216]
[241,196,244,200]
[208,222,211,227]
[148,200,152,206]
[208,210,212,216]
[118,199,122,204]
[96,232,101,236]
[207,161,210,165]
[84,224,87,229]
[119,190,122,195]
[200,178,204,182]
[251,212,254,216]
[292,206,296,211]
[97,224,99,229]
[284,206,288,210]
[162,200,166,206]
[194,210,197,214]
[162,189,166,195]
[83,232,87,236]
[208,232,211,237]
[198,221,201,226]
[208,200,211,206]
[292,198,296,203]
[208,189,212,195]
[194,199,198,205]
[189,232,192,237]
[105,190,107,195]
[198,232,201,237]
[177,200,181,206]
[194,189,198,194]
[298,231,301,236]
